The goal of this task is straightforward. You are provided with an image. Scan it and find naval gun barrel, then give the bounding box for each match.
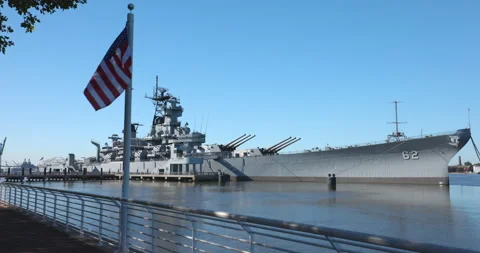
[232,135,256,148]
[225,134,247,147]
[266,137,292,152]
[228,134,252,148]
[272,137,301,153]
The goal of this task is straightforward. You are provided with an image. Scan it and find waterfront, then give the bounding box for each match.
[26,174,480,251]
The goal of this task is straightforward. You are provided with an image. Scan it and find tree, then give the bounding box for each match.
[0,0,87,54]
[464,161,472,166]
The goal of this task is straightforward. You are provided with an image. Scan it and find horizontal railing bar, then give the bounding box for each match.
[250,241,305,253]
[194,237,248,253]
[253,230,331,249]
[195,227,250,244]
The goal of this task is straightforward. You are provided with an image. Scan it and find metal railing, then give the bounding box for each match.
[128,172,219,176]
[0,183,477,253]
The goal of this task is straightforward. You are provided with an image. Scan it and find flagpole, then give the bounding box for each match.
[119,3,134,252]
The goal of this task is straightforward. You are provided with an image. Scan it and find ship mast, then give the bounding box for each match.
[0,137,6,173]
[388,101,407,141]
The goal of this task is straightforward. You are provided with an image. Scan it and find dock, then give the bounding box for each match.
[0,172,117,182]
[126,172,230,182]
[0,171,230,183]
[0,206,107,253]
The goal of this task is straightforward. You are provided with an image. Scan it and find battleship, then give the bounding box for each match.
[58,77,470,185]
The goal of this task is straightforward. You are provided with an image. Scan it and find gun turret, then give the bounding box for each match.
[225,134,246,147]
[266,137,292,152]
[220,134,256,152]
[231,135,256,149]
[271,138,301,153]
[261,137,301,155]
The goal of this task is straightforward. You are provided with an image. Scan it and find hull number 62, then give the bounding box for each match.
[402,151,419,160]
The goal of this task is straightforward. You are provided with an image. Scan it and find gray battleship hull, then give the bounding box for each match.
[204,129,471,185]
[85,128,470,185]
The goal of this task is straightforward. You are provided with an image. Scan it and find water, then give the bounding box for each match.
[27,174,480,251]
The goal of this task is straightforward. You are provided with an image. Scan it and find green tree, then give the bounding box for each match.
[464,161,472,166]
[0,0,87,54]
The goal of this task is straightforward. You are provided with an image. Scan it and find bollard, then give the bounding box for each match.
[327,173,336,190]
[218,170,222,183]
[43,168,47,182]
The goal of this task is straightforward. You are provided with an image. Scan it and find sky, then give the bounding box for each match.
[1,0,479,166]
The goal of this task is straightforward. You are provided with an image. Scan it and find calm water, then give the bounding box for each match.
[27,174,480,251]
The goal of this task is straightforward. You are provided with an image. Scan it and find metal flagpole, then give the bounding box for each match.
[119,3,134,252]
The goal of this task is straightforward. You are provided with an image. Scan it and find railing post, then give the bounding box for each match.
[0,185,3,204]
[53,194,57,225]
[80,197,85,235]
[98,201,104,246]
[27,189,30,212]
[184,212,196,253]
[107,199,122,249]
[13,187,16,207]
[20,188,23,210]
[42,191,47,219]
[65,196,70,231]
[8,186,11,205]
[239,221,255,253]
[34,191,38,214]
[146,207,156,253]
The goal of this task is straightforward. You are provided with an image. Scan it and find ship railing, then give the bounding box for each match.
[186,152,233,159]
[0,172,114,177]
[279,129,460,155]
[128,172,220,176]
[0,183,476,253]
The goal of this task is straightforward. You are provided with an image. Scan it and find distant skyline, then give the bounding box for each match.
[1,0,479,166]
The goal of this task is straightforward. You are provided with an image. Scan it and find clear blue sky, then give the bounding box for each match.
[1,0,479,166]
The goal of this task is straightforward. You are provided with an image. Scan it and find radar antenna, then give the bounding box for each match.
[387,101,407,141]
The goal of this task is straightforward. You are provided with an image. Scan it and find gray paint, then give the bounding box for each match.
[49,84,472,185]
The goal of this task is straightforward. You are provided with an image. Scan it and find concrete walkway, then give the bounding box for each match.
[0,206,106,253]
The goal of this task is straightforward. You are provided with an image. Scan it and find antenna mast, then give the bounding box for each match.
[0,137,5,173]
[468,107,471,129]
[388,101,407,141]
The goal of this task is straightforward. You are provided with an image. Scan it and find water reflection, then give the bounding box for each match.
[27,177,480,251]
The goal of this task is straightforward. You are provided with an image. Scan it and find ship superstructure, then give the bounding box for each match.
[84,77,206,174]
[63,77,470,185]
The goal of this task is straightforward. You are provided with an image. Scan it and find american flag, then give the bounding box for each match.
[84,25,132,111]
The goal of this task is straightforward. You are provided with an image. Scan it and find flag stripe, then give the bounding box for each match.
[90,78,111,106]
[97,66,121,98]
[106,59,129,90]
[84,88,101,111]
[84,26,132,111]
[93,72,116,102]
[100,61,124,95]
[110,57,131,89]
